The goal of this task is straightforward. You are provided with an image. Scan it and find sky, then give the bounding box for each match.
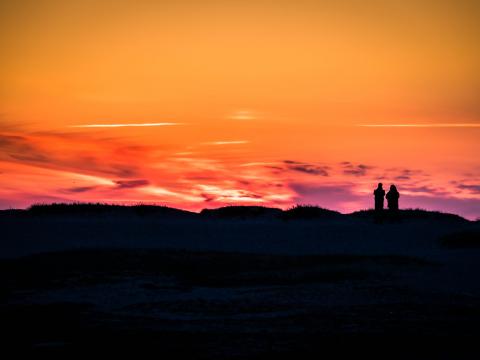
[1,0,479,219]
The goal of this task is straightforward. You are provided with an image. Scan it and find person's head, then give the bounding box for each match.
[377,183,383,189]
[390,184,397,191]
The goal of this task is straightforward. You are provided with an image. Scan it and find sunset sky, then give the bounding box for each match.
[1,0,479,219]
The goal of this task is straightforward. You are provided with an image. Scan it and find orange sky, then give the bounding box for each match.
[1,0,479,218]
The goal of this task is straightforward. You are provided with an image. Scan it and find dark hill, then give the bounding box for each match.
[349,208,468,223]
[0,203,471,224]
[22,203,197,218]
[200,205,283,219]
[281,205,342,220]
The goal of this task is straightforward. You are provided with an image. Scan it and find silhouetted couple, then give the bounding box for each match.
[374,183,399,211]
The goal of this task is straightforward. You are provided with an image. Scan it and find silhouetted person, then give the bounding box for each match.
[386,184,400,211]
[373,183,385,211]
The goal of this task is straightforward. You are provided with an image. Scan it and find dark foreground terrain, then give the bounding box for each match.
[1,205,480,357]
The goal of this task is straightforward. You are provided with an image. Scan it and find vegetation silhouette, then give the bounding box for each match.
[26,202,196,218]
[200,205,282,219]
[201,205,341,220]
[350,208,468,223]
[0,202,471,224]
[280,205,342,220]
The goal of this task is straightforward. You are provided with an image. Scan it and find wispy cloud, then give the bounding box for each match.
[142,186,204,202]
[400,184,449,197]
[203,140,249,145]
[114,179,150,189]
[457,184,480,194]
[357,123,480,128]
[67,181,150,194]
[341,162,372,177]
[228,110,256,121]
[195,184,265,203]
[393,168,420,181]
[63,186,98,193]
[70,122,182,128]
[240,162,278,167]
[0,133,140,178]
[283,160,330,176]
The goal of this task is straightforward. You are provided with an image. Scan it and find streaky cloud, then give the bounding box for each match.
[114,179,150,189]
[341,162,372,177]
[228,110,256,121]
[457,184,480,194]
[357,123,480,128]
[240,162,278,167]
[283,160,330,176]
[70,122,183,128]
[203,140,249,145]
[63,186,98,193]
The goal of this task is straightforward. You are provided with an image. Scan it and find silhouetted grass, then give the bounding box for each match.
[0,203,471,223]
[200,205,283,219]
[24,202,196,218]
[281,205,342,220]
[349,208,468,223]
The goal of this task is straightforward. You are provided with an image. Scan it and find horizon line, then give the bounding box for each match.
[0,202,473,220]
